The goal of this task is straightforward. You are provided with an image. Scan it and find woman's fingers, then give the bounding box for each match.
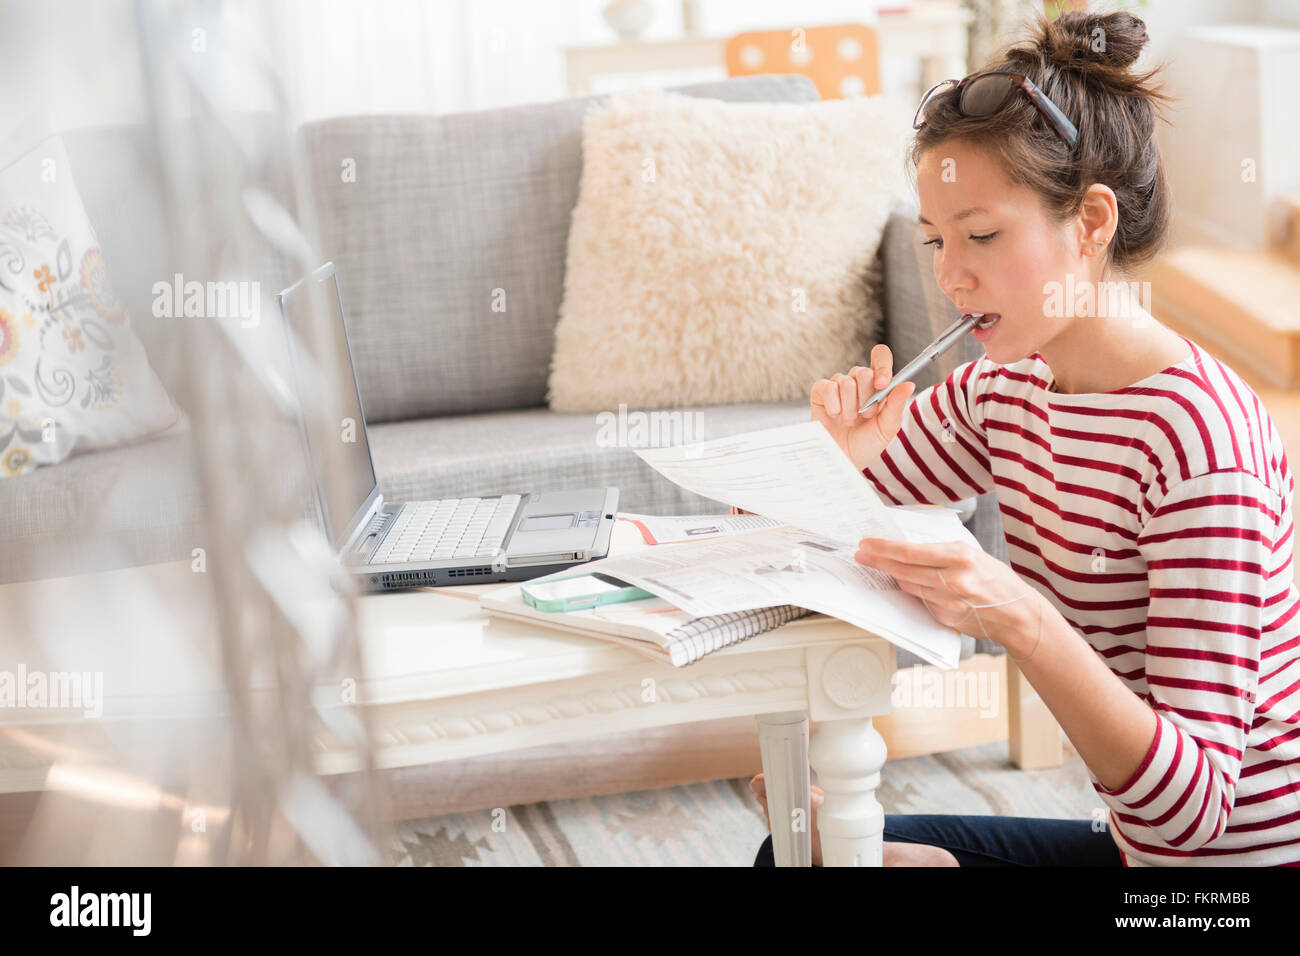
[837,374,858,427]
[811,378,840,417]
[871,349,892,385]
[811,347,902,438]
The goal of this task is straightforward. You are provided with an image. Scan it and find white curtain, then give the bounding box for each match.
[268,0,622,123]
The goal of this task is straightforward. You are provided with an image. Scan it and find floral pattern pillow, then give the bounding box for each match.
[0,136,179,477]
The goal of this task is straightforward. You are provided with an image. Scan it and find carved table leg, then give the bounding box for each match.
[804,641,894,867]
[755,711,811,867]
[809,716,887,866]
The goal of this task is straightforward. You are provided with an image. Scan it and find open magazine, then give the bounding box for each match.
[482,421,984,669]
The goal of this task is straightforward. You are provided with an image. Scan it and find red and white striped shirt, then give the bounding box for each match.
[864,336,1300,866]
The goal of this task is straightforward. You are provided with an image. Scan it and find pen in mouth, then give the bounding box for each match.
[857,311,987,414]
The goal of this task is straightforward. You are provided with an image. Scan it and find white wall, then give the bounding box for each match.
[2,0,1291,144]
[0,0,146,154]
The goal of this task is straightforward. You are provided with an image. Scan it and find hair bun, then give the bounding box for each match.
[1040,10,1148,70]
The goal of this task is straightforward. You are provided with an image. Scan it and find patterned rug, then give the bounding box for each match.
[389,737,1103,866]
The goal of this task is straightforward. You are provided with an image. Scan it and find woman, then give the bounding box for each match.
[752,10,1300,867]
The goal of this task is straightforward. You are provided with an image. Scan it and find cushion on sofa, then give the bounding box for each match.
[0,136,181,477]
[547,89,912,412]
[0,430,202,583]
[366,399,811,511]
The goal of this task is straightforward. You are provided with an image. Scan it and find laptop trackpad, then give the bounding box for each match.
[517,513,575,532]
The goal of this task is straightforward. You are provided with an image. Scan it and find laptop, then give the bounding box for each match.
[276,262,619,591]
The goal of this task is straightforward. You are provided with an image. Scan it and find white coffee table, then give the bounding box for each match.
[342,520,898,866]
[0,519,899,867]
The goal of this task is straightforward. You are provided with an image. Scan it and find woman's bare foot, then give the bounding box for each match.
[750,773,959,866]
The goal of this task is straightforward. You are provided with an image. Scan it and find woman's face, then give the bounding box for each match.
[915,139,1083,364]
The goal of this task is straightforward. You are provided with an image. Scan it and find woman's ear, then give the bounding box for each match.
[1074,183,1119,257]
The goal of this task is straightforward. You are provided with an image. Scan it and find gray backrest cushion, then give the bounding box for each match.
[300,75,821,425]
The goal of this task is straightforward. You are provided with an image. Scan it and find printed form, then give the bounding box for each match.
[569,523,963,667]
[633,421,908,547]
[590,421,986,667]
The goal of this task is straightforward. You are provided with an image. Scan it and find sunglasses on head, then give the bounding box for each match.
[913,71,1079,149]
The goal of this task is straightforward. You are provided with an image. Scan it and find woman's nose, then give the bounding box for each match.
[936,252,973,303]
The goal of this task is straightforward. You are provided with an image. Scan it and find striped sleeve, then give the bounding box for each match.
[1090,469,1280,851]
[861,357,994,507]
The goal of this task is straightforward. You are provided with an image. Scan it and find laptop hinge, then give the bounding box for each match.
[343,494,391,557]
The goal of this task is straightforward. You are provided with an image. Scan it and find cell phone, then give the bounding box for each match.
[520,572,654,613]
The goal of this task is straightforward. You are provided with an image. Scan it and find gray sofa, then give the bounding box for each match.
[1,75,1008,664]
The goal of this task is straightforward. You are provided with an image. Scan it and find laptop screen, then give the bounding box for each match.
[278,264,379,550]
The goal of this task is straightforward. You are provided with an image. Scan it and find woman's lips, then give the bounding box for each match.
[971,314,1002,341]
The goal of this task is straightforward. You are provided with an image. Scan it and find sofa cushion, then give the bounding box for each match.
[301,75,821,426]
[0,427,202,583]
[0,136,182,477]
[0,409,325,585]
[548,89,911,412]
[367,399,810,510]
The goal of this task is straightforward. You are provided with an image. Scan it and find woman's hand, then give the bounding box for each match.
[811,344,917,472]
[855,536,1043,652]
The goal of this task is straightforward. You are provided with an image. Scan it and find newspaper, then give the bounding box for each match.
[632,421,908,547]
[613,421,989,668]
[561,523,966,668]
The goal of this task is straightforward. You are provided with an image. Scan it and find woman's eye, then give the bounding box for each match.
[921,232,996,249]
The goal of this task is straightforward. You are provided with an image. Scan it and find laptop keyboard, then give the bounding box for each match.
[371,495,522,565]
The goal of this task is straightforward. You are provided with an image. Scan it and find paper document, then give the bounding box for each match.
[617,511,782,545]
[553,524,963,668]
[891,505,978,545]
[634,421,907,547]
[621,422,994,667]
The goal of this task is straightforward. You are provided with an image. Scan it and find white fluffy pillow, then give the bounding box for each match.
[547,89,912,413]
[0,136,180,477]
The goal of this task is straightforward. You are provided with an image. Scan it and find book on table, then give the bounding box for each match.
[480,577,814,667]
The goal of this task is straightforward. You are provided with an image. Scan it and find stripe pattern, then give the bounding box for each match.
[863,338,1300,865]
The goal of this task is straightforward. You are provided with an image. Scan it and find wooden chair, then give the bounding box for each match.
[725,24,881,99]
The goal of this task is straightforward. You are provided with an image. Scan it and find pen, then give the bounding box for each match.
[857,312,984,414]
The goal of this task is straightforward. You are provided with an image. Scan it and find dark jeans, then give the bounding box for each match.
[753,813,1123,867]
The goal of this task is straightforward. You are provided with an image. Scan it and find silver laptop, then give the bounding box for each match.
[277,262,619,591]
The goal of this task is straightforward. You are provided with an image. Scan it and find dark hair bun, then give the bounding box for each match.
[909,8,1175,274]
[1040,10,1148,70]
